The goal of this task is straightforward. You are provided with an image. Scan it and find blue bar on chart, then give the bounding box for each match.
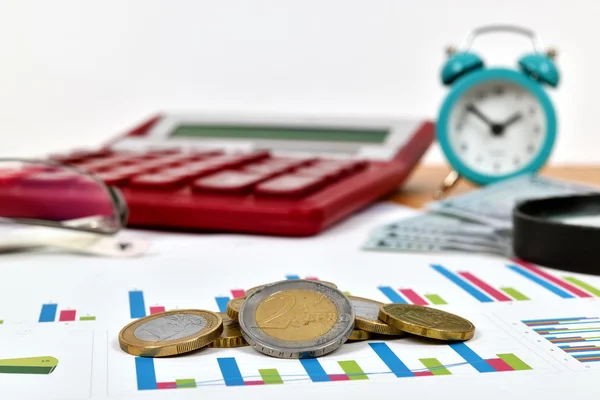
[285,275,300,280]
[506,265,574,299]
[369,342,414,377]
[522,317,592,325]
[129,291,146,319]
[573,353,600,362]
[39,304,58,323]
[431,265,493,303]
[135,357,158,390]
[217,357,245,386]
[215,297,230,313]
[299,359,331,382]
[377,287,408,304]
[449,342,496,373]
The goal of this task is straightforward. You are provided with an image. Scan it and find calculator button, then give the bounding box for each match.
[294,166,342,181]
[263,157,314,167]
[111,165,149,176]
[75,160,117,173]
[164,160,227,178]
[192,171,267,194]
[244,163,292,177]
[187,150,222,161]
[94,171,132,186]
[254,174,326,197]
[159,166,198,178]
[128,174,189,190]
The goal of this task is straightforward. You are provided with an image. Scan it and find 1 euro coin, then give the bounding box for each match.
[119,310,223,357]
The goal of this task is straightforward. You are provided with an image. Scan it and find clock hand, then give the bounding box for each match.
[501,113,523,128]
[465,104,495,128]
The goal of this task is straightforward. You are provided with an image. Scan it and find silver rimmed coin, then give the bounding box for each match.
[238,279,354,358]
[118,309,223,357]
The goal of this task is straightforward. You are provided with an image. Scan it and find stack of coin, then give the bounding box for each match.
[118,279,475,359]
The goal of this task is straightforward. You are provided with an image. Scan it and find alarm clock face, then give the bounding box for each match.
[447,80,547,177]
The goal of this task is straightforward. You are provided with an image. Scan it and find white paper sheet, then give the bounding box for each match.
[0,201,598,399]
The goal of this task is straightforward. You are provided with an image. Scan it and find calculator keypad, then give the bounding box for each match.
[51,149,368,198]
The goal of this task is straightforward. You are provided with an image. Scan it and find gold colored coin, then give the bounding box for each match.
[255,289,338,341]
[209,312,248,348]
[118,309,223,357]
[226,298,244,321]
[347,329,371,341]
[378,304,475,341]
[349,296,406,336]
[245,280,337,298]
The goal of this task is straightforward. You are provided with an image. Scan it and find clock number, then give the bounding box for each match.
[513,157,521,167]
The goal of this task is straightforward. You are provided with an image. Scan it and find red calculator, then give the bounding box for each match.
[50,113,434,236]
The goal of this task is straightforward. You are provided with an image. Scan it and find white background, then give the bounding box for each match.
[0,0,597,164]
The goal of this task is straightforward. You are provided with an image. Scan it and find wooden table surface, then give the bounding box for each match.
[390,165,600,209]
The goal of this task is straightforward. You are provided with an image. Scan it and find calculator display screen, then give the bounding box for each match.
[170,125,389,143]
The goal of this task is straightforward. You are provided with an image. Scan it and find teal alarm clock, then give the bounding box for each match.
[436,25,560,194]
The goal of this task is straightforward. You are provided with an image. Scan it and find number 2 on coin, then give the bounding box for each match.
[257,293,296,329]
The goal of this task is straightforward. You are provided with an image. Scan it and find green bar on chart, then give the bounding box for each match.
[338,360,369,380]
[0,356,58,374]
[175,379,196,388]
[424,294,447,305]
[259,368,283,384]
[419,358,451,375]
[0,320,3,324]
[497,354,532,371]
[79,316,96,321]
[500,287,530,301]
[564,277,600,297]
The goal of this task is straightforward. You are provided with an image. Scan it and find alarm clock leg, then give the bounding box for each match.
[433,170,461,199]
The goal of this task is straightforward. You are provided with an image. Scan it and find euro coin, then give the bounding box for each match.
[239,279,354,358]
[226,298,244,321]
[118,309,223,357]
[209,312,248,348]
[349,296,406,336]
[245,280,338,298]
[347,329,371,341]
[378,304,475,341]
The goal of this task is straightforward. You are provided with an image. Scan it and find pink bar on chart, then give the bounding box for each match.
[230,289,246,299]
[157,382,177,389]
[414,371,434,376]
[59,310,76,322]
[149,306,166,315]
[244,380,265,385]
[328,374,350,381]
[459,272,512,302]
[399,289,428,305]
[513,259,592,298]
[305,277,318,281]
[485,358,514,372]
